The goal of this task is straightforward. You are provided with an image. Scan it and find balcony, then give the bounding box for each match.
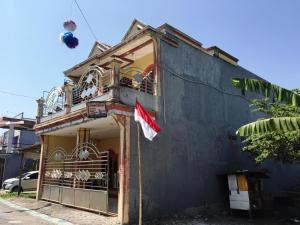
[38,62,157,123]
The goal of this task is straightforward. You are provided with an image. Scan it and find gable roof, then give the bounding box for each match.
[122,19,146,41]
[88,41,111,58]
[157,23,203,47]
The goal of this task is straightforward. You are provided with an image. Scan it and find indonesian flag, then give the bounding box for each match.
[134,100,161,141]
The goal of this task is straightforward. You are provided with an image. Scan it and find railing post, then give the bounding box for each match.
[36,97,45,124]
[109,59,122,102]
[63,82,74,114]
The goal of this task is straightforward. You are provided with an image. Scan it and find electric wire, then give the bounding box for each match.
[0,90,36,100]
[74,0,98,41]
[160,65,252,104]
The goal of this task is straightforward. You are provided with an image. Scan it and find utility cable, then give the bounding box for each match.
[74,0,98,41]
[0,90,36,100]
[160,65,252,104]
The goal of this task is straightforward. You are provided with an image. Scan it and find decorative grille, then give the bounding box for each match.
[43,143,110,190]
[43,87,65,116]
[72,66,111,105]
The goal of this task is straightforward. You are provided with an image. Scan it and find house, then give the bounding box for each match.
[0,116,40,185]
[34,19,300,224]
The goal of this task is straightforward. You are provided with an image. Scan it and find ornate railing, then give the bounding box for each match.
[42,87,65,116]
[39,63,156,118]
[72,66,111,105]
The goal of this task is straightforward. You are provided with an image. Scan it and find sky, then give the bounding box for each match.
[0,0,300,120]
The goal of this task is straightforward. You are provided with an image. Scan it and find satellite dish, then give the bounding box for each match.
[132,74,143,88]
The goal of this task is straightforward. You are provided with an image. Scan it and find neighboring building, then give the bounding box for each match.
[34,19,300,224]
[0,116,40,185]
[21,143,40,172]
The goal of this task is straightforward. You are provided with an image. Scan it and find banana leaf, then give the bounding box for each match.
[231,78,300,107]
[237,117,300,136]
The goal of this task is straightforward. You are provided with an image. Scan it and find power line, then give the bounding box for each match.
[74,0,98,41]
[161,65,251,103]
[0,90,36,100]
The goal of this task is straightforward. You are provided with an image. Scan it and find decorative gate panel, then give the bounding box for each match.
[42,143,111,213]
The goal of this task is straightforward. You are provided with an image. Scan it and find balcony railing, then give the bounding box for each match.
[38,63,156,119]
[72,69,111,106]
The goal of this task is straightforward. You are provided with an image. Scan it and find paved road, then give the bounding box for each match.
[0,200,51,225]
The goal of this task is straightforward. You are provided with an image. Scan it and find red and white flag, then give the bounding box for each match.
[134,100,161,141]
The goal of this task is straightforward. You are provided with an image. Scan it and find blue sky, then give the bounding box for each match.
[0,0,300,119]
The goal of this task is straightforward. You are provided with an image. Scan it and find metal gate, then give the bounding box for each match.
[41,143,111,213]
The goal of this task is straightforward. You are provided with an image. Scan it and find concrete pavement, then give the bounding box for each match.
[0,199,53,224]
[2,197,119,225]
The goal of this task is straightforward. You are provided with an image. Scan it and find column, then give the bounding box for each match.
[109,59,122,102]
[36,135,48,200]
[117,116,131,224]
[36,97,45,124]
[63,82,74,114]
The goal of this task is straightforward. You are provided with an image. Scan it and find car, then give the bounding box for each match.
[2,171,39,192]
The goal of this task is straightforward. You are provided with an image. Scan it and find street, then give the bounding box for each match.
[0,199,52,224]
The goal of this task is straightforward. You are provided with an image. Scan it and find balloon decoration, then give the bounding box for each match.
[60,20,79,49]
[63,20,77,31]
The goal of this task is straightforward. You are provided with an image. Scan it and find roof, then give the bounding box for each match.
[206,46,239,63]
[88,41,111,58]
[0,117,36,130]
[19,143,41,152]
[64,19,239,77]
[122,19,146,41]
[157,23,203,47]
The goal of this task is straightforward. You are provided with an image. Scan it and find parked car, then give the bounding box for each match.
[2,171,39,192]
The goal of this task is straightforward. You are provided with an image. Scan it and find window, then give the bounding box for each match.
[28,172,38,179]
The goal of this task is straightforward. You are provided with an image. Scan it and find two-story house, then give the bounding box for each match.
[35,19,300,224]
[0,116,40,185]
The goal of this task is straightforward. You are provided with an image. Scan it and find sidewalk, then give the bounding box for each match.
[1,196,298,225]
[6,197,119,225]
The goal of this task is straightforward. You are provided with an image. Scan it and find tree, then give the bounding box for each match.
[241,99,300,163]
[232,78,300,136]
[231,78,300,163]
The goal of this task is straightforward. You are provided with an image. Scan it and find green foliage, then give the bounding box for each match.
[237,99,300,136]
[237,117,300,136]
[251,98,300,117]
[231,78,300,163]
[243,131,300,163]
[0,192,36,199]
[240,99,300,163]
[231,78,300,107]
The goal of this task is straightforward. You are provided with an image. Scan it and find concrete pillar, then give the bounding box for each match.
[6,124,14,153]
[152,36,160,96]
[109,59,122,102]
[116,115,131,224]
[36,135,48,200]
[36,97,45,124]
[76,128,91,145]
[63,82,74,114]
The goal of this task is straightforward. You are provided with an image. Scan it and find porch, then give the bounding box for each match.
[39,116,121,215]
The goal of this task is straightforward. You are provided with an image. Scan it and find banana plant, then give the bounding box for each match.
[231,78,300,136]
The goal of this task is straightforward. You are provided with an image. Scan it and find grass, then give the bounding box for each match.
[0,191,36,199]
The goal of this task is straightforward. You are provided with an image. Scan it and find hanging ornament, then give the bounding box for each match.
[61,32,79,49]
[63,20,77,32]
[59,19,79,49]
